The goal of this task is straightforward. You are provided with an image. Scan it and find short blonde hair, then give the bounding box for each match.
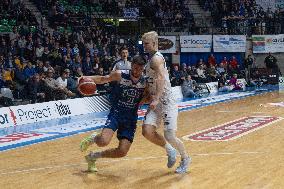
[142,31,158,45]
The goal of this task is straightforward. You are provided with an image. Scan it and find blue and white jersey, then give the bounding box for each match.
[110,70,146,120]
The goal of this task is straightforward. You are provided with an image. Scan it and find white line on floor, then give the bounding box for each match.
[0,151,266,175]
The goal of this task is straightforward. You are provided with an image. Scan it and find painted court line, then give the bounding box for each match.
[216,110,266,114]
[0,151,266,175]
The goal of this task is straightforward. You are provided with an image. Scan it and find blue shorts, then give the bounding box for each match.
[104,114,137,143]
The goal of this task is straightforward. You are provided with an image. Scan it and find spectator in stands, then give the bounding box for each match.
[2,68,13,83]
[208,54,216,66]
[35,60,44,73]
[218,73,231,92]
[42,46,51,63]
[228,73,242,90]
[26,73,46,103]
[249,69,263,87]
[216,62,226,76]
[220,56,228,68]
[0,40,9,56]
[9,27,19,45]
[181,75,198,98]
[171,65,183,86]
[35,43,44,60]
[244,54,254,81]
[56,69,76,98]
[72,55,82,73]
[196,64,208,83]
[180,63,189,79]
[44,68,66,100]
[112,47,131,71]
[25,35,34,60]
[229,56,239,69]
[207,64,218,82]
[82,56,93,76]
[23,62,36,80]
[264,52,279,74]
[18,35,26,59]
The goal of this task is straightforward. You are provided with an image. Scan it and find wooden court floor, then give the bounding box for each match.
[0,91,283,189]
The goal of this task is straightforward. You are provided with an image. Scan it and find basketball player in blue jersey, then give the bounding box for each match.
[79,55,148,172]
[142,31,191,174]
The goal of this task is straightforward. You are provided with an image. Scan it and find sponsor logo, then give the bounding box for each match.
[217,37,245,45]
[183,116,282,141]
[0,114,9,125]
[9,108,17,125]
[0,133,42,143]
[181,39,211,48]
[270,37,284,44]
[158,38,174,50]
[55,102,71,116]
[16,106,52,122]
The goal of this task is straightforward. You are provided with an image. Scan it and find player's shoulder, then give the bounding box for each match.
[151,52,164,63]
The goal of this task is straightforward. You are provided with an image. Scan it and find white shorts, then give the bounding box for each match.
[143,101,178,131]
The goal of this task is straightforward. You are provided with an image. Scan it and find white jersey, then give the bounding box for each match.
[112,59,131,71]
[145,52,175,103]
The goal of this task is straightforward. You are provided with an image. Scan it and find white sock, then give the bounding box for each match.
[164,143,174,154]
[164,130,188,159]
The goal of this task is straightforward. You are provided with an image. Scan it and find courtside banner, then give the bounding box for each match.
[205,82,218,93]
[213,35,246,52]
[252,35,284,53]
[183,116,282,141]
[180,35,212,52]
[158,36,176,53]
[0,96,110,128]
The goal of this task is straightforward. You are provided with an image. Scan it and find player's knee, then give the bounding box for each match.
[96,138,110,147]
[116,148,128,157]
[164,130,176,143]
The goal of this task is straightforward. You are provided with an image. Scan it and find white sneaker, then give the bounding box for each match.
[175,156,191,174]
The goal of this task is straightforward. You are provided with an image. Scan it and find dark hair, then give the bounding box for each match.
[132,55,146,66]
[119,46,128,52]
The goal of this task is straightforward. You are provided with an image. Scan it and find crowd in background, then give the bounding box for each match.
[198,0,284,35]
[0,0,283,107]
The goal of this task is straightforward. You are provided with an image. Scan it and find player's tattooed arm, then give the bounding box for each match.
[150,55,165,102]
[83,71,122,84]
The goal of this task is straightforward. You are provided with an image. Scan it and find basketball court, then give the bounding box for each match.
[0,90,284,189]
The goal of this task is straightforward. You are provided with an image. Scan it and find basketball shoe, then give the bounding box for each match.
[85,152,98,172]
[175,156,191,174]
[80,132,97,152]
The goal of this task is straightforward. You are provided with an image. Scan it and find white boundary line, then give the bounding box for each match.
[0,151,266,175]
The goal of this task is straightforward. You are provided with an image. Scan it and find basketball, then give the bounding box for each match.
[78,77,97,96]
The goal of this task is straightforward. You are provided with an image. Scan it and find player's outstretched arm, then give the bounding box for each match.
[79,71,122,84]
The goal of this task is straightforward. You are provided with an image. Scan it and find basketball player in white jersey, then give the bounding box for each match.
[142,31,191,174]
